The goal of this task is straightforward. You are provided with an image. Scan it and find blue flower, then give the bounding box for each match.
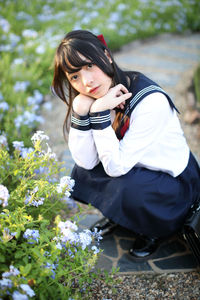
[13,81,30,92]
[23,229,40,243]
[44,263,57,279]
[20,284,35,297]
[12,141,24,151]
[0,278,13,289]
[2,265,20,278]
[0,102,9,111]
[12,291,28,300]
[91,246,100,254]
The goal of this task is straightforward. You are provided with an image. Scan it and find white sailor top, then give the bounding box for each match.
[68,73,190,178]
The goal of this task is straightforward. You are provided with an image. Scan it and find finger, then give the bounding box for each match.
[115,92,132,108]
[118,84,129,94]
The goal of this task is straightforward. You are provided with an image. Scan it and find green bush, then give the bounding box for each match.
[0,131,104,299]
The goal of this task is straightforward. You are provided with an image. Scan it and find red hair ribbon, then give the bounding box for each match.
[97,34,107,47]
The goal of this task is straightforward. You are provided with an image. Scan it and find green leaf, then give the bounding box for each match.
[20,263,32,276]
[0,254,6,262]
[15,251,25,259]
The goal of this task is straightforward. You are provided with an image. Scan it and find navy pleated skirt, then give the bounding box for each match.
[71,153,200,238]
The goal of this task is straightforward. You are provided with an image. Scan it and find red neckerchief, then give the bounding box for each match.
[118,117,130,140]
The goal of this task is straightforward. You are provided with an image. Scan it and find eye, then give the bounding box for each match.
[70,74,78,81]
[87,63,93,69]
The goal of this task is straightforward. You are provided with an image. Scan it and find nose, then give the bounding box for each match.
[81,70,93,87]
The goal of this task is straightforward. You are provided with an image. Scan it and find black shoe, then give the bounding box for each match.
[90,217,117,236]
[129,235,160,258]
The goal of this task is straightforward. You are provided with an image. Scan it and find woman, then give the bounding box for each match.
[52,30,200,258]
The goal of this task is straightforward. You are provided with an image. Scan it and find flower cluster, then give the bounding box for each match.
[14,111,44,129]
[0,184,9,207]
[0,133,8,148]
[25,186,44,207]
[31,130,49,145]
[0,265,35,299]
[23,229,40,244]
[56,220,101,252]
[12,140,34,158]
[57,176,75,198]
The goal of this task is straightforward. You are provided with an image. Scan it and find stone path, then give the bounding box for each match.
[40,33,200,274]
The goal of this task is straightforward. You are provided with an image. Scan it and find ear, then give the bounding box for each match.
[104,49,112,64]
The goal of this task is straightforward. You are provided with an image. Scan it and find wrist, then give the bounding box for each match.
[90,99,105,113]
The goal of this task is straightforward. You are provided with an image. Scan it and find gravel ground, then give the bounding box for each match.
[85,271,200,299]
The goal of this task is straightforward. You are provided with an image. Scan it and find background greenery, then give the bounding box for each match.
[0,0,199,148]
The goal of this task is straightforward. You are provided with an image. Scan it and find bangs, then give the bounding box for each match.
[62,48,92,74]
[59,38,113,76]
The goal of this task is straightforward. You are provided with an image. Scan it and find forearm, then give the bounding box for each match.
[68,111,100,170]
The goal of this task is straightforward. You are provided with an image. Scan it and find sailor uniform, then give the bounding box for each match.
[69,73,200,238]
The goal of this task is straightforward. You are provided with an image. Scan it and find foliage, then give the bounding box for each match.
[0,0,199,148]
[0,131,105,299]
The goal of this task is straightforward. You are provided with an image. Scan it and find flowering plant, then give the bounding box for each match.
[0,131,103,299]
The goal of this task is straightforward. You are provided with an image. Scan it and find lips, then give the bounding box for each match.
[89,86,99,94]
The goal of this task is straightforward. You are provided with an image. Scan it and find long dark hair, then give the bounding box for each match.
[52,30,132,140]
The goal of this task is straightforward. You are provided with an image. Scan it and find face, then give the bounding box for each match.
[65,55,113,99]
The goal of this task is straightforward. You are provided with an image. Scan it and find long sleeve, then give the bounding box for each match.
[68,111,100,169]
[90,92,189,177]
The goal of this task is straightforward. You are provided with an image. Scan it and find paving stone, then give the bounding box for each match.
[117,254,153,272]
[100,235,118,258]
[78,214,101,229]
[138,46,200,61]
[115,55,193,71]
[154,237,188,259]
[153,254,198,270]
[95,254,114,271]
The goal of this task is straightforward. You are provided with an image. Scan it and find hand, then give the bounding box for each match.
[90,84,132,113]
[72,94,95,116]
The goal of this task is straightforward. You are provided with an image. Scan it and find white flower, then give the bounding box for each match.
[13,58,24,65]
[12,291,29,300]
[27,90,43,106]
[20,147,34,159]
[22,29,38,38]
[2,265,20,278]
[14,112,44,129]
[45,143,57,160]
[0,17,10,32]
[78,231,92,250]
[36,44,45,54]
[0,102,9,111]
[13,81,30,92]
[0,185,9,207]
[12,141,24,151]
[58,220,78,232]
[0,278,13,289]
[60,228,77,243]
[0,134,8,148]
[20,284,35,297]
[57,176,75,196]
[31,130,49,145]
[91,245,100,254]
[23,229,40,243]
[56,242,62,250]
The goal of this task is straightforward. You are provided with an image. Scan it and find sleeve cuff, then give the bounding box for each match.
[89,110,111,130]
[71,111,91,131]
